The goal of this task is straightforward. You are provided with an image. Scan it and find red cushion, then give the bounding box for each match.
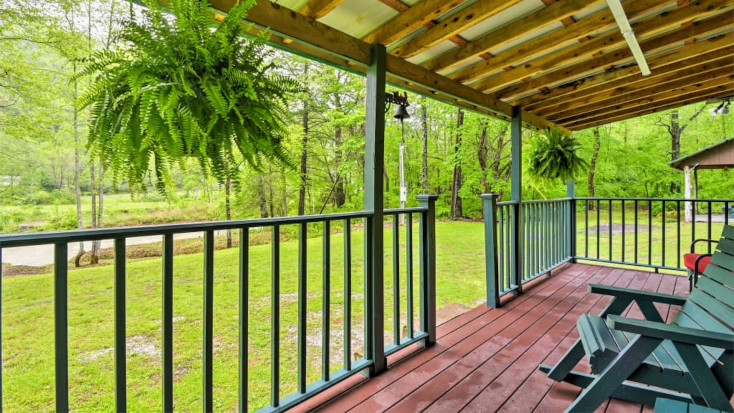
[683,253,711,273]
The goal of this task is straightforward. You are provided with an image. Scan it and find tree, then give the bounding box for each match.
[76,0,299,193]
[587,127,601,210]
[450,107,464,220]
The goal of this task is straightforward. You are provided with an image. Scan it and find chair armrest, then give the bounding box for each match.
[690,238,719,253]
[608,315,734,350]
[588,284,687,305]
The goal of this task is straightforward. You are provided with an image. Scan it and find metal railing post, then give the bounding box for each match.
[481,194,501,308]
[417,195,438,346]
[567,180,576,262]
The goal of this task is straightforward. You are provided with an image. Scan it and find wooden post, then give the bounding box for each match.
[511,106,523,292]
[684,166,692,222]
[567,180,576,262]
[482,194,500,308]
[364,44,386,376]
[417,195,438,345]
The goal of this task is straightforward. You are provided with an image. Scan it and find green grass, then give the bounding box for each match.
[2,221,487,412]
[1,193,218,232]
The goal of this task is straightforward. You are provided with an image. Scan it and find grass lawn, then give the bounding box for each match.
[2,221,487,412]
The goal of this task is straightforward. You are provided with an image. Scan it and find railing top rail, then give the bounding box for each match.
[383,207,428,215]
[0,211,374,247]
[573,197,734,202]
[522,198,573,205]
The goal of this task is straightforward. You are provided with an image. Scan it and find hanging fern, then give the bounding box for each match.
[528,127,588,181]
[76,0,299,193]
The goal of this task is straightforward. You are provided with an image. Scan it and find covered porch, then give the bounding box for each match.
[292,263,691,413]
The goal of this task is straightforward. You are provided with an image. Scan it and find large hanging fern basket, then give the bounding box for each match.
[528,127,588,182]
[77,0,299,192]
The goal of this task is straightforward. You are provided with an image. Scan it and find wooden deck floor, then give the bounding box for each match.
[290,263,696,413]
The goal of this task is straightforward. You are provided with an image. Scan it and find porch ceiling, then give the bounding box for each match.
[208,0,734,132]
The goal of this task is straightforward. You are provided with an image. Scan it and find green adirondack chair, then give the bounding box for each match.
[539,225,734,413]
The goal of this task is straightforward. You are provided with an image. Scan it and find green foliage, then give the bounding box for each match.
[76,0,300,193]
[529,127,588,182]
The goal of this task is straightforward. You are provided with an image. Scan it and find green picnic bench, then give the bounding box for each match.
[655,398,724,413]
[540,225,734,413]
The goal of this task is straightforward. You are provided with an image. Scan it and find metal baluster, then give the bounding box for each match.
[271,225,280,407]
[707,201,712,254]
[54,242,69,412]
[634,201,639,264]
[585,200,589,258]
[393,215,400,345]
[499,206,505,291]
[596,199,601,260]
[203,231,214,412]
[648,200,652,266]
[162,234,174,413]
[322,221,331,381]
[114,238,126,412]
[677,201,682,269]
[608,200,612,260]
[343,219,352,371]
[621,200,625,263]
[238,228,249,413]
[406,214,413,340]
[661,201,666,267]
[297,223,307,393]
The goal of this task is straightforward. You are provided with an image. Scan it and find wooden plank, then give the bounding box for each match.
[362,0,470,45]
[553,74,734,124]
[534,58,734,116]
[390,0,523,59]
[448,0,672,84]
[567,83,734,129]
[576,87,734,131]
[421,0,604,72]
[476,2,734,96]
[299,0,346,19]
[208,0,564,132]
[513,43,734,109]
[504,28,734,107]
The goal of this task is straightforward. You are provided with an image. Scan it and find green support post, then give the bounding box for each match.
[510,106,523,293]
[364,43,387,376]
[567,180,576,262]
[417,195,438,346]
[481,194,500,308]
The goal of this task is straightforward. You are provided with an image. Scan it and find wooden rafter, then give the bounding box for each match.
[536,58,734,117]
[299,0,345,19]
[206,0,566,132]
[490,11,734,101]
[448,0,672,84]
[513,42,734,109]
[389,0,523,59]
[568,84,734,130]
[474,1,733,97]
[551,72,734,123]
[362,0,470,45]
[420,0,605,72]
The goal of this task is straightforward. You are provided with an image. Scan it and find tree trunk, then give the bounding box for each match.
[281,167,287,216]
[670,110,682,193]
[421,101,429,193]
[298,62,310,216]
[588,127,601,211]
[268,165,275,217]
[90,162,99,264]
[257,174,268,218]
[334,125,346,207]
[477,120,490,193]
[450,108,464,220]
[72,59,85,267]
[225,171,232,248]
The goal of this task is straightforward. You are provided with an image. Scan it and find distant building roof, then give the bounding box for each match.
[669,138,734,171]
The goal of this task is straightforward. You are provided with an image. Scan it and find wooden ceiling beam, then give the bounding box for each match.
[299,0,345,19]
[448,0,673,84]
[535,57,734,116]
[549,70,734,122]
[207,1,566,132]
[362,0,470,46]
[513,41,734,108]
[475,1,733,96]
[568,85,734,130]
[489,11,734,101]
[390,0,523,59]
[420,0,604,72]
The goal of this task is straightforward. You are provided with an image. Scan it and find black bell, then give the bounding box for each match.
[394,104,410,121]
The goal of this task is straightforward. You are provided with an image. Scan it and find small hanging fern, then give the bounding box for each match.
[529,127,588,181]
[76,0,299,193]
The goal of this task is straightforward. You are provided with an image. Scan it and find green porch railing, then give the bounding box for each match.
[0,197,437,413]
[483,194,733,307]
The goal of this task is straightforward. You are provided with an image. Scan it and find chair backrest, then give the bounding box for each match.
[675,225,734,396]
